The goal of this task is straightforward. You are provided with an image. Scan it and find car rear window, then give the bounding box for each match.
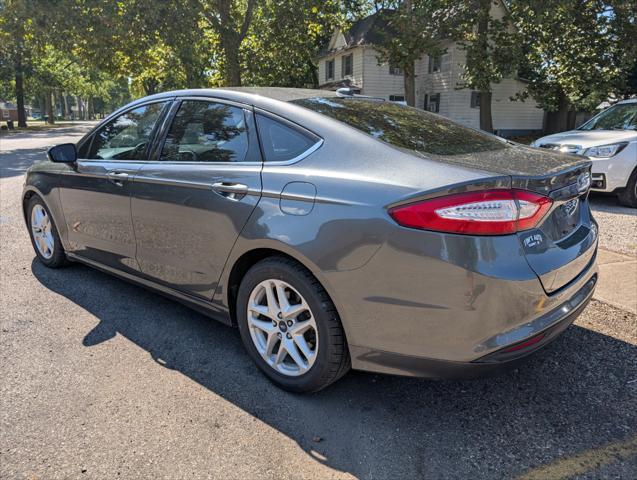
[291,97,509,156]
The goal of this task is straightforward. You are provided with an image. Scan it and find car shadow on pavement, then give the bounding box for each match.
[0,148,51,179]
[31,259,637,479]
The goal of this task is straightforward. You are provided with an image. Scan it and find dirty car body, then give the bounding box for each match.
[23,87,598,382]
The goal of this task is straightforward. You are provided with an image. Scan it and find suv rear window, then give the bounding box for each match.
[291,97,508,156]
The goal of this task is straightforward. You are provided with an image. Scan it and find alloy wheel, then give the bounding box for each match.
[247,279,318,376]
[31,204,54,259]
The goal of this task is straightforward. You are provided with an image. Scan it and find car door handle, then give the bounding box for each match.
[107,171,129,186]
[211,182,249,200]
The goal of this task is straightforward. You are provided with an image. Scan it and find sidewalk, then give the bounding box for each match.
[594,248,637,314]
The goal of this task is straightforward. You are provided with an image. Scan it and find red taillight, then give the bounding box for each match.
[502,333,546,353]
[388,189,552,235]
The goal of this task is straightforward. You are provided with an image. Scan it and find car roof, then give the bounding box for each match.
[136,87,337,106]
[616,98,637,104]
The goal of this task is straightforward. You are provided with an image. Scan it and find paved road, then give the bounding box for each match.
[1,127,636,479]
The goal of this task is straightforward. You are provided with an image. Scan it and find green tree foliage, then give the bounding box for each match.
[243,0,351,87]
[510,0,637,132]
[456,0,521,132]
[374,0,462,107]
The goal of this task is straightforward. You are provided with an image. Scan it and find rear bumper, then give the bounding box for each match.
[349,273,597,378]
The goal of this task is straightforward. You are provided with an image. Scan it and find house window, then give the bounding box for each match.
[389,63,403,75]
[342,54,353,77]
[428,55,442,74]
[389,95,405,103]
[426,93,440,113]
[471,91,480,108]
[325,59,334,81]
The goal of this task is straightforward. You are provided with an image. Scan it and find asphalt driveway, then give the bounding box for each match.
[1,126,636,479]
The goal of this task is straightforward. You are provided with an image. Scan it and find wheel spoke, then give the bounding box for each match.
[249,303,272,319]
[274,343,288,366]
[36,207,45,225]
[284,339,307,371]
[283,301,307,320]
[264,331,279,357]
[36,236,47,254]
[275,281,290,312]
[44,233,54,252]
[249,316,274,333]
[264,281,279,316]
[289,319,313,335]
[293,335,314,360]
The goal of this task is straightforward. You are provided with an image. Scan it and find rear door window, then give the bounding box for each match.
[87,102,168,160]
[256,113,320,162]
[160,100,251,162]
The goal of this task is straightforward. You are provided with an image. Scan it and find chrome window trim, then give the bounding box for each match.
[262,138,324,166]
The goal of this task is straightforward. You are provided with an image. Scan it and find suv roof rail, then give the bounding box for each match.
[335,87,385,101]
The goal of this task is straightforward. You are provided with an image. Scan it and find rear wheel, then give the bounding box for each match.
[618,168,637,208]
[236,257,350,393]
[26,195,68,268]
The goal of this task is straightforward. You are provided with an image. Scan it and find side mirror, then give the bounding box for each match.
[47,143,77,163]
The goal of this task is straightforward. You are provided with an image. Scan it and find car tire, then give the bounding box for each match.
[26,195,68,268]
[236,256,350,393]
[618,168,637,208]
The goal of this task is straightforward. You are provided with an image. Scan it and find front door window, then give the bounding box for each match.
[87,102,167,160]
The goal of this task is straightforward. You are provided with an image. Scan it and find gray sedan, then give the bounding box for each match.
[23,88,598,392]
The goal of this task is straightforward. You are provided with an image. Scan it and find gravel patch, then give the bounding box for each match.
[590,194,637,257]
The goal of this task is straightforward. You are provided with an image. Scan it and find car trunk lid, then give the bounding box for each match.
[423,147,596,293]
[513,162,597,293]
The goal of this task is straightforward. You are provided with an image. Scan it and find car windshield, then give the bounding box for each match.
[578,103,637,131]
[291,97,509,156]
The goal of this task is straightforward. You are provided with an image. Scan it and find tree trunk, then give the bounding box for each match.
[476,0,493,132]
[404,60,416,107]
[87,97,94,120]
[62,93,69,120]
[222,37,242,86]
[45,92,54,125]
[566,107,577,130]
[143,78,159,96]
[479,89,493,133]
[544,92,569,134]
[14,53,27,127]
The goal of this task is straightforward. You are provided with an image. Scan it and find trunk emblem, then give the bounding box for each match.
[563,198,579,217]
[577,172,591,193]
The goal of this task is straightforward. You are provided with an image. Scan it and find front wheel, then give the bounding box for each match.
[618,168,637,208]
[236,257,350,393]
[26,195,68,268]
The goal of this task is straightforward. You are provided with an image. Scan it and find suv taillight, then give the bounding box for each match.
[388,189,552,235]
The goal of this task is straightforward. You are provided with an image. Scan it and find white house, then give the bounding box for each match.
[316,6,545,137]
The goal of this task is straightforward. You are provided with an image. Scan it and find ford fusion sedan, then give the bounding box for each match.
[532,99,637,207]
[23,88,598,392]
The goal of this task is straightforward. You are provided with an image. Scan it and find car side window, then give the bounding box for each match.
[160,100,250,162]
[87,102,167,160]
[256,113,320,162]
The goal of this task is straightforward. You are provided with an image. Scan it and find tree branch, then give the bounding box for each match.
[239,0,256,41]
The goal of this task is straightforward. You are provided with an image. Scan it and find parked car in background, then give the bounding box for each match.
[532,99,637,207]
[23,88,598,392]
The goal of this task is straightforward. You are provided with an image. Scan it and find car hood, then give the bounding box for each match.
[535,129,637,149]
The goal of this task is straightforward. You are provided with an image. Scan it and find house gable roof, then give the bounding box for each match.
[319,10,394,57]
